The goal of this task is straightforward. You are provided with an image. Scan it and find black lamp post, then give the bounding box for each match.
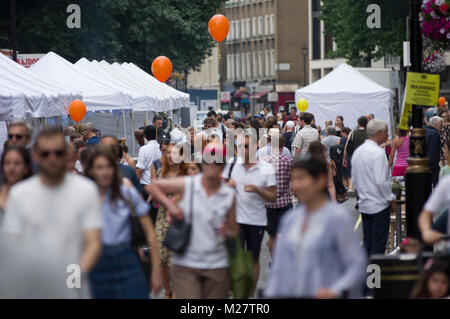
[405,0,431,241]
[301,43,308,87]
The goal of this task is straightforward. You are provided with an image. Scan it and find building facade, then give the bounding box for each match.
[187,46,220,90]
[221,0,309,114]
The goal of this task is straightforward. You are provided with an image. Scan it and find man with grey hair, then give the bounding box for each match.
[81,122,100,145]
[7,120,33,148]
[322,126,340,160]
[426,116,444,187]
[351,119,395,256]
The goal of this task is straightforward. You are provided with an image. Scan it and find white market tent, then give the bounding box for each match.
[29,52,130,111]
[95,60,167,112]
[295,63,394,135]
[74,58,159,112]
[0,52,81,119]
[121,62,190,110]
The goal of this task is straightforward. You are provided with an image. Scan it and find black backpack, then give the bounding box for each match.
[330,144,345,166]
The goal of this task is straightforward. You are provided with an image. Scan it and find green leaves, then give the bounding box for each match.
[0,0,224,74]
[320,0,409,67]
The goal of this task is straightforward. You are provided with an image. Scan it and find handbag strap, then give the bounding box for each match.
[187,176,194,223]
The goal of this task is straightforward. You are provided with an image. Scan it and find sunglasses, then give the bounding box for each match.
[8,134,24,140]
[39,149,66,159]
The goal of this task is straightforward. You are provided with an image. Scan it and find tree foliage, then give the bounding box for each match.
[0,0,224,74]
[320,0,409,66]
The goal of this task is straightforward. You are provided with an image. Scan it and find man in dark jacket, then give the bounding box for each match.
[425,116,443,187]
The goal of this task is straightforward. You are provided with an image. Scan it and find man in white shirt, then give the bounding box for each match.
[2,127,102,298]
[419,175,450,244]
[223,134,277,296]
[136,125,162,186]
[291,112,319,158]
[351,119,395,256]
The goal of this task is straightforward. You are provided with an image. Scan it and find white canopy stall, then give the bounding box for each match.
[0,52,81,119]
[29,52,130,111]
[295,63,394,135]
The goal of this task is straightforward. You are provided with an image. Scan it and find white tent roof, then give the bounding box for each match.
[295,63,393,134]
[0,52,81,119]
[30,52,130,111]
[74,58,161,112]
[94,60,166,112]
[120,62,190,109]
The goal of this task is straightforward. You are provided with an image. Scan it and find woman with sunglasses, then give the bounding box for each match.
[151,142,188,299]
[84,146,162,299]
[147,143,239,299]
[265,155,367,299]
[0,146,33,223]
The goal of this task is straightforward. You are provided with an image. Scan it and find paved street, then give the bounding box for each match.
[255,196,361,296]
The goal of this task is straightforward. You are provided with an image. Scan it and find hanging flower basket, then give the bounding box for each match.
[422,45,447,73]
[420,0,450,51]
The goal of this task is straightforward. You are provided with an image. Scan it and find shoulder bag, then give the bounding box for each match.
[163,177,194,254]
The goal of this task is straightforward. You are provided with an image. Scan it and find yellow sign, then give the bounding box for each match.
[405,72,440,106]
[399,102,412,131]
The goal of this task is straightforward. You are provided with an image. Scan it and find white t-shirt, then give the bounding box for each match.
[136,140,162,184]
[199,128,223,143]
[171,174,235,269]
[222,161,276,226]
[424,175,450,235]
[2,174,102,298]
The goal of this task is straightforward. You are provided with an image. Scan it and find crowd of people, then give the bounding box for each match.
[0,100,448,299]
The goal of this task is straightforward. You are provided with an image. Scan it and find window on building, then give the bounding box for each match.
[236,53,241,79]
[312,0,321,60]
[236,21,240,40]
[265,15,269,35]
[270,14,275,35]
[241,20,246,39]
[247,52,252,79]
[271,49,275,76]
[253,52,258,78]
[258,16,263,35]
[241,53,246,79]
[265,50,270,77]
[259,51,264,77]
[227,54,231,80]
[230,54,235,80]
[252,17,257,37]
[246,18,251,38]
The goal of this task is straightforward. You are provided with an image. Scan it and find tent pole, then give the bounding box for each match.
[130,111,135,157]
[122,109,127,139]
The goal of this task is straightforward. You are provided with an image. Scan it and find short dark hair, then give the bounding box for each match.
[342,127,351,135]
[153,115,162,122]
[1,145,33,182]
[292,154,329,183]
[300,112,314,125]
[207,110,217,118]
[357,116,369,128]
[144,125,157,140]
[35,127,65,148]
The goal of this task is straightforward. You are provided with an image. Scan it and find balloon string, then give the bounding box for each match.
[218,45,221,61]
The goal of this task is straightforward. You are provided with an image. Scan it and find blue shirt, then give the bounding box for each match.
[119,163,142,192]
[265,201,367,298]
[86,136,100,145]
[101,185,149,246]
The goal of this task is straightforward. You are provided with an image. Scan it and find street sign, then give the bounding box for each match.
[220,91,230,103]
[405,72,440,106]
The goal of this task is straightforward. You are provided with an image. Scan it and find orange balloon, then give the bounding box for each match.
[151,56,173,82]
[68,99,86,123]
[438,96,446,106]
[208,14,229,42]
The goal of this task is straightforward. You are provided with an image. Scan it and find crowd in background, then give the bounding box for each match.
[0,99,449,299]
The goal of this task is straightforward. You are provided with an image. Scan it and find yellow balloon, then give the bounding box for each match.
[297,98,308,112]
